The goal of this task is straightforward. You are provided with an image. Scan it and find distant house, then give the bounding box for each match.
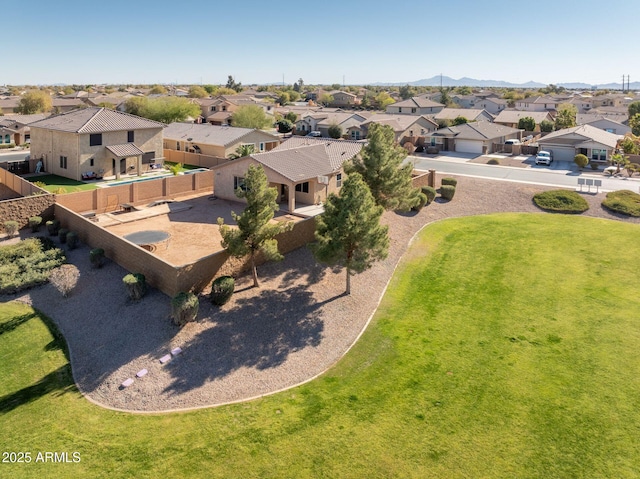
[493,110,554,132]
[163,122,280,158]
[0,113,49,145]
[360,114,438,144]
[29,107,165,181]
[295,111,369,137]
[385,96,444,115]
[537,125,621,163]
[474,97,508,115]
[196,95,274,126]
[328,91,359,108]
[213,137,363,213]
[576,115,631,135]
[434,108,494,123]
[426,121,521,155]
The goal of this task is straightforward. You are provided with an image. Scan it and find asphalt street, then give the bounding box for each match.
[408,154,640,193]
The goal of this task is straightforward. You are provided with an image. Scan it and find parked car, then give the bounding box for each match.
[505,138,521,145]
[306,131,322,137]
[535,150,553,166]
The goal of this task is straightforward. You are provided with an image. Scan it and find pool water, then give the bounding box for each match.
[99,168,210,187]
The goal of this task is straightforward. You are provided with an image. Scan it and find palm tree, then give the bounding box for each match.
[228,144,255,160]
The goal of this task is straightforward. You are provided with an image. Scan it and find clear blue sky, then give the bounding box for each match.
[5,0,639,87]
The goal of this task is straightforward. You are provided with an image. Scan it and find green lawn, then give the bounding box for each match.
[28,174,98,194]
[2,214,640,478]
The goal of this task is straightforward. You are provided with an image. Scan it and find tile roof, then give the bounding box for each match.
[106,143,144,157]
[28,107,164,133]
[430,121,520,140]
[434,108,491,121]
[163,122,278,147]
[494,110,552,124]
[391,97,444,109]
[577,113,628,125]
[0,113,49,126]
[538,124,621,148]
[275,137,363,171]
[251,144,334,182]
[362,114,437,132]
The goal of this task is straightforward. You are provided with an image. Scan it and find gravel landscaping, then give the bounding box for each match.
[2,175,639,413]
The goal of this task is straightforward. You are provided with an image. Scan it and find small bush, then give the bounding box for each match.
[46,219,60,236]
[66,232,79,250]
[171,292,199,326]
[0,238,65,294]
[421,186,437,204]
[440,185,456,201]
[123,273,147,301]
[487,158,500,165]
[58,228,69,244]
[89,248,105,268]
[49,264,80,298]
[29,216,43,232]
[411,192,428,212]
[4,221,19,237]
[574,154,589,170]
[533,190,589,213]
[441,177,458,187]
[53,187,67,195]
[590,162,600,170]
[602,190,640,217]
[210,276,235,306]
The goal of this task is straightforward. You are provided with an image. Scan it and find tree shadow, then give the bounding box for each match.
[249,246,327,290]
[162,284,335,395]
[0,311,37,336]
[0,365,75,414]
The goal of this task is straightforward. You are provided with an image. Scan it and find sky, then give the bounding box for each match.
[4,0,640,87]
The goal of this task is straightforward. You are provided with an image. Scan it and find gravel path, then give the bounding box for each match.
[3,176,639,412]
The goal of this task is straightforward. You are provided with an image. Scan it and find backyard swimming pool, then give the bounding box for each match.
[99,168,210,187]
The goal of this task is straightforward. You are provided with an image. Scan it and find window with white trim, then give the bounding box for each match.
[336,173,342,187]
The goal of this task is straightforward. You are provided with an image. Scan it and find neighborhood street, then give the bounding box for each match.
[409,153,640,193]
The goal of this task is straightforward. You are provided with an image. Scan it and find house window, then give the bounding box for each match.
[430,137,436,146]
[410,130,414,137]
[592,149,606,161]
[399,107,402,113]
[295,182,309,193]
[89,133,102,146]
[127,130,134,143]
[222,105,227,112]
[234,176,247,191]
[177,141,180,151]
[411,108,416,113]
[4,134,9,143]
[59,156,67,169]
[90,158,94,167]
[420,129,425,135]
[336,173,342,187]
[259,142,265,152]
[211,106,216,112]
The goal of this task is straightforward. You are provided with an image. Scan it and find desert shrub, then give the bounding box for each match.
[171,292,199,326]
[421,186,437,204]
[35,236,56,251]
[574,154,589,170]
[33,181,47,188]
[49,264,80,298]
[411,192,428,212]
[4,221,19,237]
[487,158,500,165]
[590,162,600,170]
[53,187,67,195]
[89,248,105,268]
[441,177,458,187]
[601,190,640,217]
[123,273,147,301]
[66,232,79,250]
[46,219,60,236]
[440,185,456,201]
[58,228,69,244]
[210,276,235,306]
[533,190,589,213]
[0,238,65,294]
[29,216,43,232]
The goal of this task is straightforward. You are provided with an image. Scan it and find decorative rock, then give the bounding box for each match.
[136,369,148,378]
[171,347,183,356]
[159,354,171,364]
[121,378,134,388]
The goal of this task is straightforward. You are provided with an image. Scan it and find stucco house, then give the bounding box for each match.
[537,124,621,163]
[29,107,165,181]
[197,95,274,125]
[385,96,444,115]
[0,113,49,145]
[493,110,554,132]
[426,121,521,155]
[213,137,362,213]
[474,97,508,115]
[328,91,359,108]
[360,114,439,144]
[163,122,281,158]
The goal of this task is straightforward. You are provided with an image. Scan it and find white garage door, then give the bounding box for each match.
[455,140,483,154]
[546,146,575,162]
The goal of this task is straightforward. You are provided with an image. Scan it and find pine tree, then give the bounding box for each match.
[218,165,293,287]
[345,123,421,211]
[312,173,389,295]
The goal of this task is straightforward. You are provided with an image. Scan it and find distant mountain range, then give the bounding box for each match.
[371,75,640,90]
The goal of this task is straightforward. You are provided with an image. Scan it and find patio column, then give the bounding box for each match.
[115,158,120,180]
[288,186,295,213]
[137,155,142,177]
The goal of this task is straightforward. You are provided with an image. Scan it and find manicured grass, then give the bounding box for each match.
[2,214,640,478]
[29,174,98,194]
[602,189,640,217]
[533,189,589,213]
[164,161,201,171]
